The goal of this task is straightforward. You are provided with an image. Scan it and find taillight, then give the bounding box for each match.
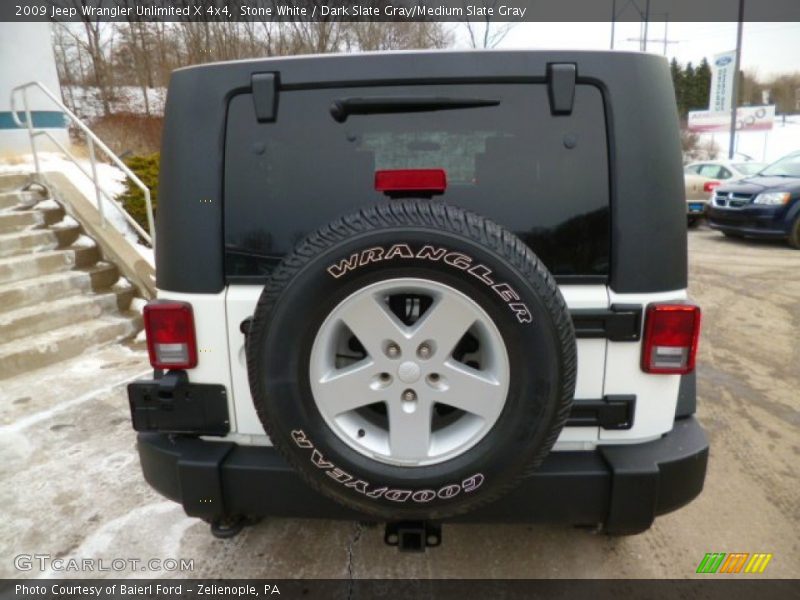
[143,301,197,369]
[703,181,721,193]
[641,304,701,374]
[375,169,447,194]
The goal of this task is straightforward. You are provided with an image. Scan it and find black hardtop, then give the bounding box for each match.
[157,50,686,294]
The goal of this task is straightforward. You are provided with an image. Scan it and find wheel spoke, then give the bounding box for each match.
[338,292,407,358]
[387,399,434,462]
[411,293,477,357]
[438,361,506,421]
[315,359,380,415]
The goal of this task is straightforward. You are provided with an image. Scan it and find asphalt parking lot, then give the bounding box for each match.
[1,225,798,579]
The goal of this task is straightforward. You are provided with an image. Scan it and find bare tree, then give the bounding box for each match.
[346,22,453,51]
[461,0,515,49]
[51,0,117,115]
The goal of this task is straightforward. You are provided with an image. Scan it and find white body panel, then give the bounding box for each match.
[158,284,688,450]
[554,285,609,448]
[600,288,687,442]
[155,290,238,430]
[225,285,266,436]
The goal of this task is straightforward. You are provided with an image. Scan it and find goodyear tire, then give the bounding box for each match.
[246,201,576,520]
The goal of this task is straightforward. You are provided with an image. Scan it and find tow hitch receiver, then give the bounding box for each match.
[384,521,442,552]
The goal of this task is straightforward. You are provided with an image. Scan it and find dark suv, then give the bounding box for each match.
[128,50,707,547]
[707,150,800,248]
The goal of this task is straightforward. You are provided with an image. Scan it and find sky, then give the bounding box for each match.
[465,22,800,79]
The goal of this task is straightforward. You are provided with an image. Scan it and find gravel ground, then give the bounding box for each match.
[1,226,798,579]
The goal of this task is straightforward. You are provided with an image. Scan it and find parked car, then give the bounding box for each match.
[128,51,706,548]
[706,150,800,248]
[685,159,766,182]
[683,160,766,226]
[684,172,720,226]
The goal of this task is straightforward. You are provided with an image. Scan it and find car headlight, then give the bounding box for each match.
[753,192,791,205]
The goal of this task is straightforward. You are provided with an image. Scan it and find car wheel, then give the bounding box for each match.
[723,231,743,239]
[246,200,577,520]
[788,216,800,249]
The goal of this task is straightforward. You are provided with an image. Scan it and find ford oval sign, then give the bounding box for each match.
[716,56,733,67]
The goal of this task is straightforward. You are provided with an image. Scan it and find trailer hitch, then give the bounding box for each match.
[384,521,442,552]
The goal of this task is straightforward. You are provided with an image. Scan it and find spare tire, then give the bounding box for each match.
[246,200,576,520]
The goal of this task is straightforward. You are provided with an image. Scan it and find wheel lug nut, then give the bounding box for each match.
[402,389,417,402]
[386,343,401,358]
[417,343,432,359]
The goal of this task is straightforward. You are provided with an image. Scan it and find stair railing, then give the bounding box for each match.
[10,81,155,251]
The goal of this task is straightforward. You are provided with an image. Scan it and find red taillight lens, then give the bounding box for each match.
[703,180,721,193]
[641,304,701,374]
[143,301,197,369]
[375,169,447,194]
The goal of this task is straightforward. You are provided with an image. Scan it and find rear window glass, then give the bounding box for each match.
[224,83,610,280]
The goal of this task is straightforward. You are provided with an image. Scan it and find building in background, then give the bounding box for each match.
[0,22,68,156]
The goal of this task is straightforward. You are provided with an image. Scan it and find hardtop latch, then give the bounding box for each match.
[252,72,278,122]
[547,63,577,115]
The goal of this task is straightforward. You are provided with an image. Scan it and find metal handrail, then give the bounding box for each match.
[9,81,155,250]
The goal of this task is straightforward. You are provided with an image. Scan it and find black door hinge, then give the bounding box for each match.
[568,395,636,430]
[571,304,642,342]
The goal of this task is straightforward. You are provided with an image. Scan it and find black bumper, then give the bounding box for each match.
[136,417,708,535]
[706,206,788,238]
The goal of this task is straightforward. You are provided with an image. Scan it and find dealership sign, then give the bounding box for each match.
[688,106,776,133]
[709,50,737,111]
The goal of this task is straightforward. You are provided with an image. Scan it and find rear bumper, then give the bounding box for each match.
[136,416,708,535]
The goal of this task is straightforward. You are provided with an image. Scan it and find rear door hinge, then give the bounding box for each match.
[571,304,642,342]
[568,395,636,430]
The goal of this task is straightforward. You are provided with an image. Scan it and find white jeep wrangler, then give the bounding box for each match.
[128,50,707,549]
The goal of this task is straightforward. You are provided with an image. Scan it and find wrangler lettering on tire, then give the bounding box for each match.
[327,244,533,323]
[247,200,577,520]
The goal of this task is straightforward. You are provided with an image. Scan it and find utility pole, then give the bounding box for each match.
[612,0,668,53]
[610,0,616,49]
[728,0,745,159]
[626,35,679,55]
[626,15,678,56]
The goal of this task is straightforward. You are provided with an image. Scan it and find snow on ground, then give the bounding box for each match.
[62,85,167,120]
[698,114,800,163]
[0,152,154,264]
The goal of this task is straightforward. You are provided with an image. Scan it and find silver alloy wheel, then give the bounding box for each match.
[309,278,510,467]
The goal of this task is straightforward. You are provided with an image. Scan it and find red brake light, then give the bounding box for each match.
[641,304,701,374]
[703,180,721,193]
[375,169,447,194]
[143,301,198,369]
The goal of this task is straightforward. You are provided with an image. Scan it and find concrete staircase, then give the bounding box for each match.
[0,175,142,380]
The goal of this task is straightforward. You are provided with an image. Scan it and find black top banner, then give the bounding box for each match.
[2,0,800,23]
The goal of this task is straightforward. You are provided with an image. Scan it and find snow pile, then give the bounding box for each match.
[0,152,154,265]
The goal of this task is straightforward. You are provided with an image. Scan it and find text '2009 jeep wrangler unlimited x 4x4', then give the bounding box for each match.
[128,50,707,548]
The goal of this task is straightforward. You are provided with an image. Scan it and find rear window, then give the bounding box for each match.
[224,83,610,281]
